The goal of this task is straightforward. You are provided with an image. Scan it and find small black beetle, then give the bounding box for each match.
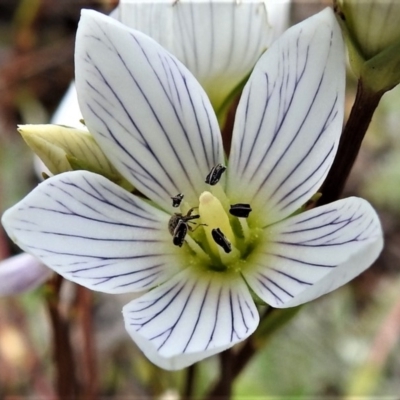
[172,219,188,247]
[168,208,200,247]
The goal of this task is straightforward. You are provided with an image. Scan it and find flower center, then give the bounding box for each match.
[199,191,236,257]
[168,164,259,272]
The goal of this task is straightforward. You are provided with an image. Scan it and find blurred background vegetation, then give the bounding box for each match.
[1,0,400,398]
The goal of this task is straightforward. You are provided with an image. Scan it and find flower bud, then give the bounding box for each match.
[19,124,134,190]
[336,0,400,92]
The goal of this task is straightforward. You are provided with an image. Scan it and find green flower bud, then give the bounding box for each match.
[19,124,134,191]
[336,0,400,92]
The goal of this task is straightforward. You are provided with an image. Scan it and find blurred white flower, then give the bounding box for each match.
[54,0,291,123]
[0,253,51,296]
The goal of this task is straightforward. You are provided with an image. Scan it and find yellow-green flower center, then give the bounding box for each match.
[168,181,263,274]
[199,191,236,257]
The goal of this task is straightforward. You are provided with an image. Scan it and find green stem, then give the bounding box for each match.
[318,79,384,206]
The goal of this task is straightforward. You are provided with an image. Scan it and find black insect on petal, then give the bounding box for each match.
[173,219,188,247]
[211,228,232,253]
[205,164,227,185]
[171,193,184,208]
[229,203,252,218]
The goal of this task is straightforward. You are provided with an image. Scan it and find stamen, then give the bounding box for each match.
[218,244,240,266]
[229,203,252,218]
[238,218,250,242]
[171,193,184,207]
[211,228,232,253]
[184,235,210,262]
[209,184,229,208]
[205,164,226,185]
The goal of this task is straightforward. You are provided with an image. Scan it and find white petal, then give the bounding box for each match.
[33,156,51,180]
[243,197,383,308]
[51,83,84,128]
[2,171,181,294]
[227,8,345,227]
[123,268,259,370]
[75,10,223,211]
[265,0,292,42]
[167,1,272,112]
[47,4,119,131]
[115,0,274,111]
[0,253,52,296]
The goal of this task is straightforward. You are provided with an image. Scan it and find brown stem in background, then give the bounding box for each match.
[183,363,196,400]
[233,307,277,379]
[368,295,400,368]
[346,292,400,395]
[45,275,79,399]
[318,80,384,206]
[206,349,233,400]
[77,286,98,400]
[206,345,247,400]
[206,307,275,400]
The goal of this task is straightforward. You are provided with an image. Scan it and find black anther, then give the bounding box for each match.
[211,228,232,253]
[171,193,184,207]
[205,164,227,185]
[229,203,252,218]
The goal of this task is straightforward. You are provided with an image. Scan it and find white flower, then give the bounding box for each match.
[113,0,280,111]
[56,0,289,124]
[2,8,383,370]
[11,0,289,297]
[51,83,84,128]
[0,253,51,296]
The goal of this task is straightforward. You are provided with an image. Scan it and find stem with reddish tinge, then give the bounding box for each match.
[205,308,275,400]
[318,79,384,206]
[207,349,233,400]
[78,286,98,400]
[45,275,79,399]
[183,364,196,400]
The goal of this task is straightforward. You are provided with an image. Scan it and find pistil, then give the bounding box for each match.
[199,191,236,259]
